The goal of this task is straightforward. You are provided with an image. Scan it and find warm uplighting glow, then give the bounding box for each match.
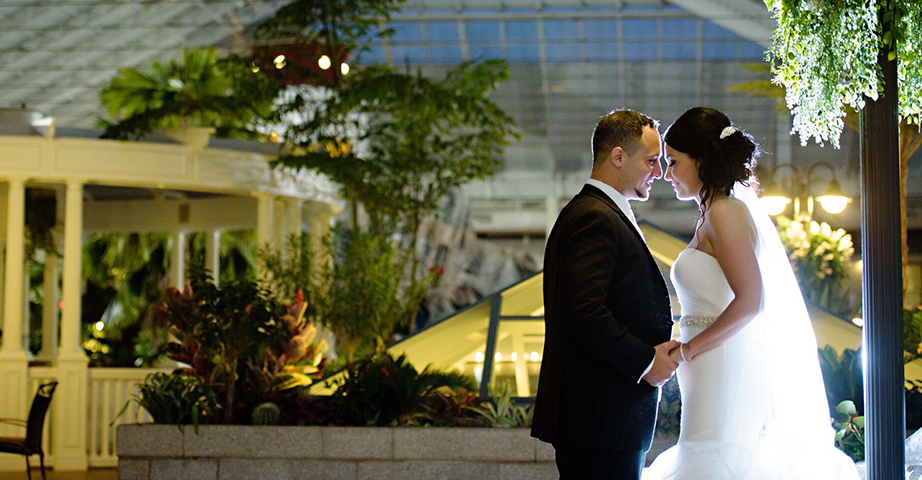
[273,55,286,69]
[474,351,484,363]
[94,321,104,331]
[817,195,851,214]
[530,351,540,362]
[318,55,331,70]
[511,352,518,361]
[495,352,502,362]
[340,62,350,75]
[761,195,791,216]
[852,317,864,327]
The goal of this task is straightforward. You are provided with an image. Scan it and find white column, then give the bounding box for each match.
[284,197,304,243]
[0,179,29,455]
[35,251,60,361]
[256,192,276,249]
[54,179,89,471]
[170,230,186,288]
[273,197,286,250]
[0,179,27,357]
[205,229,220,285]
[511,332,531,397]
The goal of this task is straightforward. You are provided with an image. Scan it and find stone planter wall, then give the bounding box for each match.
[117,425,558,480]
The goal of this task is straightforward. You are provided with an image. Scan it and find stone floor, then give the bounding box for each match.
[3,468,117,479]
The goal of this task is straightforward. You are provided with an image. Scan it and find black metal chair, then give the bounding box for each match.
[0,381,58,480]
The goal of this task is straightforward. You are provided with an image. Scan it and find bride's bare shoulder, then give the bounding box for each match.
[704,197,756,236]
[705,196,749,220]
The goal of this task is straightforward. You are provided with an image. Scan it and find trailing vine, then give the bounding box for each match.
[764,0,922,146]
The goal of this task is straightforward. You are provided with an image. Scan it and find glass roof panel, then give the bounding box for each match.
[465,21,501,41]
[582,19,618,40]
[427,21,460,42]
[505,20,539,42]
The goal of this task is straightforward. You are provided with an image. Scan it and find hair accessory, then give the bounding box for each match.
[719,126,737,140]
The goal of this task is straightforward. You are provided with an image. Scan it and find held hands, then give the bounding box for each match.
[642,340,681,387]
[668,342,691,365]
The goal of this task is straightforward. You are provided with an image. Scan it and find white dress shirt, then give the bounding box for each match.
[584,179,655,383]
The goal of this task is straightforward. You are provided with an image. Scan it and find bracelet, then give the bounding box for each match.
[679,343,689,363]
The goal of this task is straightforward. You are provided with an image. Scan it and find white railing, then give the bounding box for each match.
[87,368,169,467]
[27,366,169,468]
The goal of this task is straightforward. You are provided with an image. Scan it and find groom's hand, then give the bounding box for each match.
[642,340,680,387]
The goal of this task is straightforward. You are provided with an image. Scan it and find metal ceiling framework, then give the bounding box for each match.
[0,0,772,128]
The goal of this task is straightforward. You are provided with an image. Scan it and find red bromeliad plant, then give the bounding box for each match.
[250,290,327,393]
[154,271,326,424]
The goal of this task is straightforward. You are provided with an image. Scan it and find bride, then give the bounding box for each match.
[643,107,860,479]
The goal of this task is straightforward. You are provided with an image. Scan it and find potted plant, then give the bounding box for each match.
[98,47,278,148]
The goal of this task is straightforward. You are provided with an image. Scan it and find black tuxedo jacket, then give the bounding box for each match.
[531,184,673,452]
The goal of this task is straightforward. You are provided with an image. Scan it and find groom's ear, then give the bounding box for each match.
[609,146,625,168]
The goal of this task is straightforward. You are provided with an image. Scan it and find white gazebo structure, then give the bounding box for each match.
[0,110,342,471]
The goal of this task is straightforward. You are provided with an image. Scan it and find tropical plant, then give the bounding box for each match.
[257,232,317,310]
[254,0,403,229]
[475,383,535,429]
[253,0,403,79]
[415,390,490,428]
[730,62,922,302]
[118,372,220,432]
[315,225,437,364]
[98,47,279,140]
[155,271,291,424]
[246,290,327,395]
[903,306,922,363]
[292,62,518,333]
[818,346,864,416]
[776,216,857,318]
[763,0,921,146]
[833,400,865,463]
[329,352,477,426]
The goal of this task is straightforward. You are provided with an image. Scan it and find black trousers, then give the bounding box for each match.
[553,442,645,480]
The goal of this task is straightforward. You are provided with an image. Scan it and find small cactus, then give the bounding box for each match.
[251,402,280,426]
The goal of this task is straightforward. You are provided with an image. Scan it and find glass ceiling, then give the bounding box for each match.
[357,5,764,67]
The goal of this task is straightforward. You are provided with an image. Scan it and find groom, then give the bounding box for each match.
[532,109,677,480]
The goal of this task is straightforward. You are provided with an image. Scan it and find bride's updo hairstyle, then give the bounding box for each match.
[664,107,760,211]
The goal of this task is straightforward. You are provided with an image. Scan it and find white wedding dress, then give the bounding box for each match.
[643,185,861,480]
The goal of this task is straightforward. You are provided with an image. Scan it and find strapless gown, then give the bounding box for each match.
[643,248,860,479]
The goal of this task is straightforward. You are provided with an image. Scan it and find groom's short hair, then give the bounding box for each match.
[591,109,659,168]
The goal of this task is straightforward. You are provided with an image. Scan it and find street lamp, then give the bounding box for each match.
[760,162,853,218]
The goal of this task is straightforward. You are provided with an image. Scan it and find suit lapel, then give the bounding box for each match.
[580,185,647,248]
[580,185,669,297]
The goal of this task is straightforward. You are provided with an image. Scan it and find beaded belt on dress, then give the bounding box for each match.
[679,315,718,328]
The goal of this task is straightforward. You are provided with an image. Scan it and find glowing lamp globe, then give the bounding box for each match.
[817,179,852,214]
[761,195,790,216]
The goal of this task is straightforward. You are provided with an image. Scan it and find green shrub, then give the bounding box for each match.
[833,400,865,463]
[475,383,534,429]
[330,352,476,426]
[119,372,219,432]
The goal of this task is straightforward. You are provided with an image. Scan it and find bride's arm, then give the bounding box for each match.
[676,199,763,362]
